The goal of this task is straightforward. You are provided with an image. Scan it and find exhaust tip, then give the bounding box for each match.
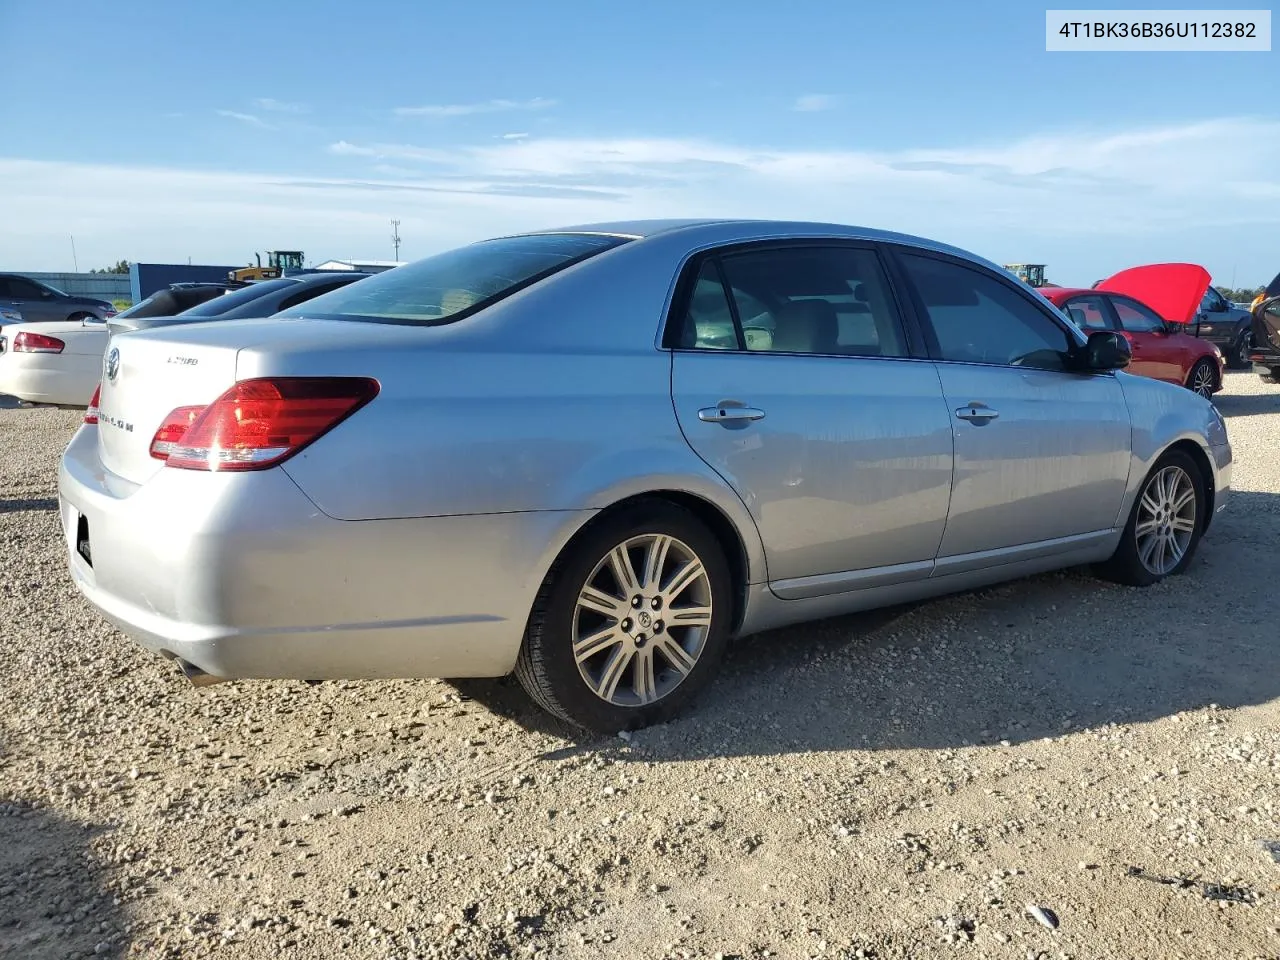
[176,658,228,688]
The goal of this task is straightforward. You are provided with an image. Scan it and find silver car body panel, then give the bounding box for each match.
[57,219,1232,682]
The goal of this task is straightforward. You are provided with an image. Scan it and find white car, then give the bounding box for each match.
[0,314,108,405]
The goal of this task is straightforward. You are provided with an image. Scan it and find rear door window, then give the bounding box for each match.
[676,244,909,357]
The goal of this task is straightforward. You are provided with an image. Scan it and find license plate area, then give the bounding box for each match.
[76,513,92,567]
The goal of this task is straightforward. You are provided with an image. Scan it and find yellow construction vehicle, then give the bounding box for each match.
[1004,263,1047,287]
[229,251,306,283]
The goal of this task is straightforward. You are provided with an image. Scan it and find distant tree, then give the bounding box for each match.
[90,259,131,275]
[1217,285,1264,303]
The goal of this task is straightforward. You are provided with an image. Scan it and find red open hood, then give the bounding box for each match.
[1095,263,1211,324]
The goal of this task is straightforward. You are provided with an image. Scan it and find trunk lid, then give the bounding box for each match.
[97,327,244,485]
[1095,262,1211,324]
[95,317,453,485]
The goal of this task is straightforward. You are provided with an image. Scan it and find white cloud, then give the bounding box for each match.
[253,97,308,114]
[3,117,1278,286]
[502,132,530,140]
[793,94,839,112]
[216,109,273,129]
[393,97,556,118]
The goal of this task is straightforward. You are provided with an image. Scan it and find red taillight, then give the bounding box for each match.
[13,331,64,354]
[149,405,206,460]
[84,385,102,424]
[160,377,379,472]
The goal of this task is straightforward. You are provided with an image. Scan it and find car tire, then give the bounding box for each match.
[1186,358,1218,399]
[1094,448,1206,588]
[1228,329,1251,369]
[514,501,734,732]
[67,312,97,324]
[1262,367,1280,385]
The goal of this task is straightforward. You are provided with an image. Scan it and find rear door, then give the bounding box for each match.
[892,249,1131,566]
[1107,294,1184,383]
[670,241,954,597]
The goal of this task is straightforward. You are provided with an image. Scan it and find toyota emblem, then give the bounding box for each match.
[106,347,120,383]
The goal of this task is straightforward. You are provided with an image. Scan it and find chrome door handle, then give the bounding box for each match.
[698,405,766,423]
[955,404,999,424]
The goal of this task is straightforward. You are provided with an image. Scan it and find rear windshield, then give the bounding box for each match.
[273,233,630,326]
[114,294,163,319]
[179,277,299,317]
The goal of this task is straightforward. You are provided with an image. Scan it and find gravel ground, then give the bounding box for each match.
[2,374,1279,960]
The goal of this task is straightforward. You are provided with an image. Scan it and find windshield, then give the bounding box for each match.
[178,277,299,317]
[274,233,630,326]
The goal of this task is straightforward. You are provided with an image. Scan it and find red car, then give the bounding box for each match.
[1039,263,1225,399]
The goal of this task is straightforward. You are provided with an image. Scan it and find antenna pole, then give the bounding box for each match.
[70,234,79,272]
[391,219,402,261]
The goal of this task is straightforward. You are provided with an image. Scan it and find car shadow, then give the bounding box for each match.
[0,797,126,959]
[0,497,58,515]
[1215,389,1280,419]
[458,490,1280,760]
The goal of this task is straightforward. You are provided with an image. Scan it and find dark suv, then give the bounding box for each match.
[0,273,117,323]
[1248,271,1280,384]
[1190,285,1255,368]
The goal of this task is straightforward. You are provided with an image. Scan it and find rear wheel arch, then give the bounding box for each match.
[542,490,753,634]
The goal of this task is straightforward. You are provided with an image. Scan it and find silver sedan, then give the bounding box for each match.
[58,220,1232,731]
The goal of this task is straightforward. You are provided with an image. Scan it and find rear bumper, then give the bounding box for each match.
[58,425,590,681]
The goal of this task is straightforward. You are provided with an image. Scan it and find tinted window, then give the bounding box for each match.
[1110,296,1165,333]
[1063,294,1112,332]
[274,278,360,313]
[275,233,629,326]
[901,254,1075,370]
[680,262,740,350]
[178,277,299,317]
[689,245,907,357]
[1201,287,1225,312]
[8,278,47,299]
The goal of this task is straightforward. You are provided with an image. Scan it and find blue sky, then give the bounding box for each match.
[1,0,1277,287]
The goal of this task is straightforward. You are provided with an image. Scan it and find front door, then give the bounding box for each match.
[1108,294,1184,384]
[893,250,1132,566]
[670,243,954,597]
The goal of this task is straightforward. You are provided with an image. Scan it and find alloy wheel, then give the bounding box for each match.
[1134,465,1197,576]
[1191,362,1216,399]
[572,533,713,707]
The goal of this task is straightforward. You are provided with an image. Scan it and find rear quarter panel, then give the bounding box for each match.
[250,240,770,583]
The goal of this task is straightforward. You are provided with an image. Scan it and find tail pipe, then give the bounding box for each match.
[176,658,229,688]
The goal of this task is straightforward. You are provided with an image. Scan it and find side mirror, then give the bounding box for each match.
[1083,330,1131,371]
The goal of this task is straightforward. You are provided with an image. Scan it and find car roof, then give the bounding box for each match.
[498,218,1002,268]
[288,271,373,284]
[1040,287,1093,300]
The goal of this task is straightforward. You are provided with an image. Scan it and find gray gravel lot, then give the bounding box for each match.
[2,375,1279,960]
